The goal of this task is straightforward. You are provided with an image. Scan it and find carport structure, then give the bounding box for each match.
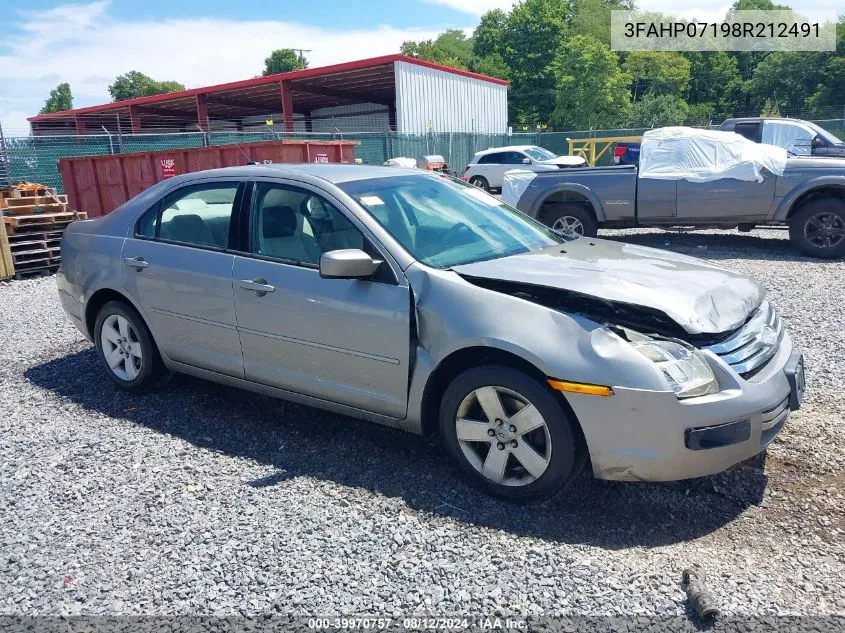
[28,55,509,136]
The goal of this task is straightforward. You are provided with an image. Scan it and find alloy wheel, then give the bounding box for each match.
[100,314,143,381]
[552,215,585,236]
[804,212,845,249]
[454,386,552,487]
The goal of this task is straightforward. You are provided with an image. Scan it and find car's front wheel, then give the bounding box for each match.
[439,365,583,502]
[789,197,845,258]
[94,300,168,391]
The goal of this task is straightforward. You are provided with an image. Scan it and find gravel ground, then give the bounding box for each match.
[1,228,843,629]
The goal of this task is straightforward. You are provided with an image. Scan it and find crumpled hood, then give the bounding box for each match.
[452,238,764,335]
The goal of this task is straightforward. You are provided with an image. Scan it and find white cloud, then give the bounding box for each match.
[0,1,455,135]
[424,0,516,17]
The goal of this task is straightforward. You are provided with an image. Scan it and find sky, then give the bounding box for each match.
[0,0,841,136]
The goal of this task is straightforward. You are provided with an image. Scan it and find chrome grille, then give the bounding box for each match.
[702,301,783,378]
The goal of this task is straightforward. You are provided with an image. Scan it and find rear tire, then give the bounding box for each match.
[469,176,490,192]
[543,203,598,238]
[439,365,583,503]
[94,300,169,392]
[789,197,845,259]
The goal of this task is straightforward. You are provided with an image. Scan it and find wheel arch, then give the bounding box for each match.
[418,345,588,456]
[534,184,605,223]
[84,287,150,342]
[775,179,845,222]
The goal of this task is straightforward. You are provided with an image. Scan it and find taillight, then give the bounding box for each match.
[613,146,626,164]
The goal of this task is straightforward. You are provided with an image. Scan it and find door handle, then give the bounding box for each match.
[124,256,149,270]
[239,278,275,296]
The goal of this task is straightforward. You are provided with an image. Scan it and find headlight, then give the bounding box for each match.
[629,339,718,399]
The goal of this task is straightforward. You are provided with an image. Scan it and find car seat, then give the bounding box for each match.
[261,205,322,264]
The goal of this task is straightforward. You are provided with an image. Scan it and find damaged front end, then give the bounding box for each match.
[459,275,740,347]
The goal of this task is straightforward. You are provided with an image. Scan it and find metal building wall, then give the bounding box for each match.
[393,61,507,134]
[309,103,390,133]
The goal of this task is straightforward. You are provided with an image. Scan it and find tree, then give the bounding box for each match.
[747,52,826,114]
[473,9,508,59]
[108,71,185,102]
[401,30,473,69]
[499,0,572,123]
[684,51,743,118]
[40,83,73,114]
[472,52,510,80]
[568,0,633,45]
[262,49,309,76]
[623,51,690,100]
[628,94,690,127]
[550,35,630,129]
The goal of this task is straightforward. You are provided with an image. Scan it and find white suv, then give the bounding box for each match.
[463,145,584,191]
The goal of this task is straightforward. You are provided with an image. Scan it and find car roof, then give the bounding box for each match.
[162,163,423,186]
[475,145,539,155]
[722,117,808,124]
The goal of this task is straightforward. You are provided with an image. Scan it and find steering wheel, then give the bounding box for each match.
[442,222,473,247]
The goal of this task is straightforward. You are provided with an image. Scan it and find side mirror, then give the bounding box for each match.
[812,135,823,148]
[319,249,382,279]
[522,157,532,164]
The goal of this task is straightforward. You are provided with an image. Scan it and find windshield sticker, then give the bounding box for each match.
[359,195,385,206]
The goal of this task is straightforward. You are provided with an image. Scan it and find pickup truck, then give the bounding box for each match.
[719,117,845,158]
[510,134,845,258]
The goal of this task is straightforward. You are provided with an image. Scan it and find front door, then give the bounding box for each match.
[232,180,411,418]
[122,180,245,378]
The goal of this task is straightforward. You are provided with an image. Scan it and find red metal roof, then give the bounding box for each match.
[28,54,509,122]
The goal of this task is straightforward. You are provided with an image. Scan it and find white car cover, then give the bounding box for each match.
[639,127,787,183]
[383,157,417,168]
[501,169,537,207]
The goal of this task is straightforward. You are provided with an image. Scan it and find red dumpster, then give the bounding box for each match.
[58,139,358,217]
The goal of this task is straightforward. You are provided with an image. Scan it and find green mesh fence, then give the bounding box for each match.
[4,121,843,194]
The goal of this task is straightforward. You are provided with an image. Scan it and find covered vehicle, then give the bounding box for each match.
[463,145,585,191]
[720,117,845,158]
[58,164,803,502]
[505,127,845,258]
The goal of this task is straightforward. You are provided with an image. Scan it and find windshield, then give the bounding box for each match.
[339,174,563,268]
[523,146,556,161]
[806,121,844,145]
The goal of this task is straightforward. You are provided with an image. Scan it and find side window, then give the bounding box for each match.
[252,183,365,266]
[506,152,527,164]
[733,123,760,142]
[479,152,504,164]
[137,183,239,249]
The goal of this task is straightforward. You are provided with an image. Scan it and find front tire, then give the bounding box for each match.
[94,300,168,391]
[789,197,845,259]
[439,365,582,502]
[469,175,490,192]
[543,203,598,238]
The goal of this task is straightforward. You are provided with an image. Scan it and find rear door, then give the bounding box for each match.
[122,180,245,378]
[231,179,411,418]
[478,152,510,188]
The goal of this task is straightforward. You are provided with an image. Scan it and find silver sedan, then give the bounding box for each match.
[57,165,804,501]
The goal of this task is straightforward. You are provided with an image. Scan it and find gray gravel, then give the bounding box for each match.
[1,228,843,626]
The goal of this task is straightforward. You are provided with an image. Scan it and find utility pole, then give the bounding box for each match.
[292,49,312,67]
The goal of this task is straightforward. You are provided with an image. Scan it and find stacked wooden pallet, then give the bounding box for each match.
[0,187,88,280]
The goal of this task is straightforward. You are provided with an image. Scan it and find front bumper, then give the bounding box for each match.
[566,331,799,481]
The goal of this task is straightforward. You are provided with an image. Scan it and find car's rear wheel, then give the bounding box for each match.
[439,365,582,502]
[543,203,598,238]
[94,300,168,391]
[789,197,845,258]
[469,175,490,191]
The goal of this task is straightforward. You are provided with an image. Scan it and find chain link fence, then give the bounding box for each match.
[2,119,844,194]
